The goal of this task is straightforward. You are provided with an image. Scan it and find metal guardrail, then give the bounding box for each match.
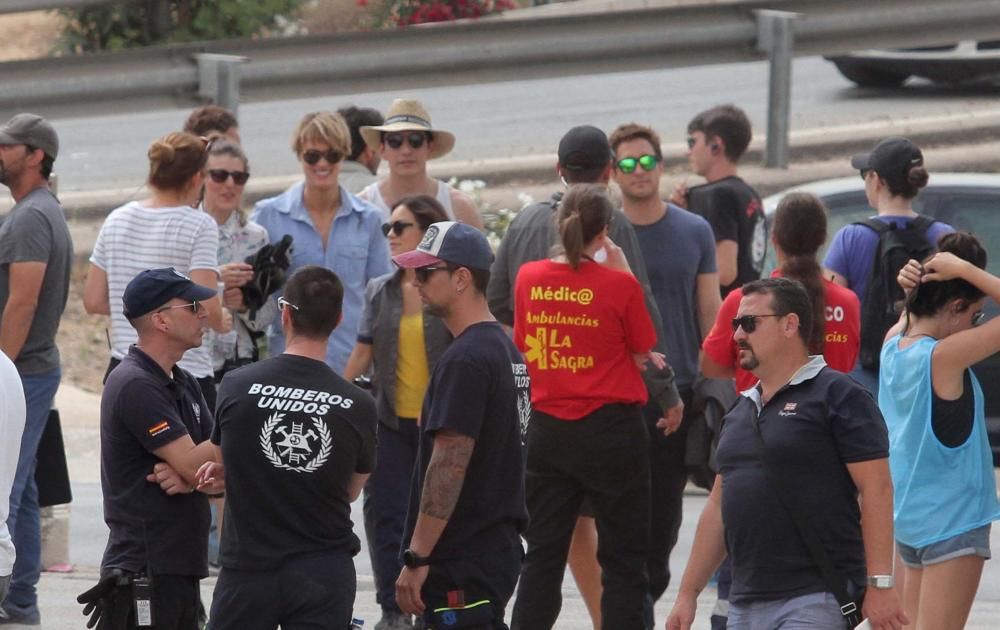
[0,0,109,13]
[3,0,1000,165]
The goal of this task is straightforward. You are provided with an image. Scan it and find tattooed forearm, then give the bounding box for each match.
[420,433,475,521]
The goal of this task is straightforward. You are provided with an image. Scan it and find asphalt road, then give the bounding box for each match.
[39,55,1000,195]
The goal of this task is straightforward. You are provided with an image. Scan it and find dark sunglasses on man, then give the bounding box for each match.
[155,300,203,315]
[381,221,416,237]
[207,169,250,185]
[616,154,660,174]
[731,313,782,333]
[301,149,343,165]
[384,132,429,151]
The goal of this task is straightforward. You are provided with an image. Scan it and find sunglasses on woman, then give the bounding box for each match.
[616,154,660,174]
[384,132,428,151]
[207,169,250,185]
[301,149,343,165]
[382,221,416,237]
[731,313,782,333]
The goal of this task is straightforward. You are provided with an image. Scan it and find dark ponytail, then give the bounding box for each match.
[773,192,828,354]
[557,184,613,269]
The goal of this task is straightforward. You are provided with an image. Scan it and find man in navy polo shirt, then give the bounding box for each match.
[666,278,907,630]
[81,268,220,630]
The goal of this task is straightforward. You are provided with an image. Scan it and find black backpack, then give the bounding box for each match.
[854,215,937,370]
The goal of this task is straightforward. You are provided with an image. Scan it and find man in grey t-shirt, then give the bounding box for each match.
[0,113,72,626]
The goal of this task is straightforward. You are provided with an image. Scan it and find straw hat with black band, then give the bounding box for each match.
[360,99,456,160]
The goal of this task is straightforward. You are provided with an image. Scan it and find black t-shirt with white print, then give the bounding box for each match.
[212,353,377,570]
[403,322,530,562]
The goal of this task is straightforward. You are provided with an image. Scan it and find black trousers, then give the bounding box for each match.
[645,389,694,607]
[209,549,356,630]
[106,574,200,630]
[420,547,522,630]
[511,403,651,630]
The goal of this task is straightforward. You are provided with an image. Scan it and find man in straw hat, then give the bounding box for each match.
[359,99,483,229]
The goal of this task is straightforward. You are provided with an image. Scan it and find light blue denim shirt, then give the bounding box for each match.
[251,181,392,374]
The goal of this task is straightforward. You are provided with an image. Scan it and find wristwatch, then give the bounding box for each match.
[867,575,894,589]
[402,549,431,568]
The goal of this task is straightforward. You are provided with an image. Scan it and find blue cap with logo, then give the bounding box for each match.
[393,221,494,271]
[122,267,216,318]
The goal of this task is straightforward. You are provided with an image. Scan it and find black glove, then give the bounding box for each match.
[77,571,130,630]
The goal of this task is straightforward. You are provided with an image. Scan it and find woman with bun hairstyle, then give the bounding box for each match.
[702,192,861,391]
[84,131,227,407]
[511,183,662,629]
[880,232,1000,629]
[823,136,953,394]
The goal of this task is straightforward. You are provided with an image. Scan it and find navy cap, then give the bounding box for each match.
[558,125,611,172]
[123,268,216,318]
[393,221,494,272]
[850,137,923,191]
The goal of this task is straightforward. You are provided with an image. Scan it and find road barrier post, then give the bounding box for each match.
[755,9,798,169]
[195,53,246,115]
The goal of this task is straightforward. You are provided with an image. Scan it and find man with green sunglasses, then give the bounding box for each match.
[610,122,721,626]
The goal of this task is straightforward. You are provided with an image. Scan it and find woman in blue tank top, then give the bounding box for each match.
[879,232,1000,629]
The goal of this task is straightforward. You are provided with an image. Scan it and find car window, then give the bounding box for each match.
[763,192,874,274]
[932,191,1000,276]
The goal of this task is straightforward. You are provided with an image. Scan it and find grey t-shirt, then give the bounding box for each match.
[632,205,717,388]
[0,186,73,375]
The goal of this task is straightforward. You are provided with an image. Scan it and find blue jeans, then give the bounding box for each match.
[3,367,60,618]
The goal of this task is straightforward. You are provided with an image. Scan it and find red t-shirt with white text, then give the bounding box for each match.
[514,259,655,420]
[702,274,861,392]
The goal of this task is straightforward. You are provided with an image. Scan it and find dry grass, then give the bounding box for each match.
[0,11,64,61]
[298,0,377,34]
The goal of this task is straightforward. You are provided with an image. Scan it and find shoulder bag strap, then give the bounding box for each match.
[750,409,862,627]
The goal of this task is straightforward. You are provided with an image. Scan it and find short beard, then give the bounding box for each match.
[425,301,450,319]
[737,346,759,371]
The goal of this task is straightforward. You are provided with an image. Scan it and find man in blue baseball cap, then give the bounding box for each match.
[392,222,529,630]
[79,268,221,630]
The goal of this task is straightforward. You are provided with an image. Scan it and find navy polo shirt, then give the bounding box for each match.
[715,356,889,604]
[99,345,213,577]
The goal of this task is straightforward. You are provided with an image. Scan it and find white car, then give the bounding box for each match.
[763,172,1000,464]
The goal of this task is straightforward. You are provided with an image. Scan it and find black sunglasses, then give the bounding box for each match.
[382,221,416,237]
[301,149,343,165]
[384,132,428,150]
[731,313,782,333]
[207,169,250,185]
[414,265,454,283]
[155,300,202,315]
[616,154,660,174]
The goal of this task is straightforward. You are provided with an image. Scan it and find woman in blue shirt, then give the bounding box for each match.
[880,232,1000,629]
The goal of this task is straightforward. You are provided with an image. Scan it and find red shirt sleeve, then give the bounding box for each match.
[703,288,741,369]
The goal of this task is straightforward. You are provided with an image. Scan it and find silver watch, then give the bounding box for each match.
[867,574,894,589]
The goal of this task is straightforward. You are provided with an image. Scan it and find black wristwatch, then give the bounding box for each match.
[402,549,431,568]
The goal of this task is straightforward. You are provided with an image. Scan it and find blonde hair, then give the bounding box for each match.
[291,111,351,157]
[147,132,206,192]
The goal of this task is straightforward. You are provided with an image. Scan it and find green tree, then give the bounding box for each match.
[61,0,305,53]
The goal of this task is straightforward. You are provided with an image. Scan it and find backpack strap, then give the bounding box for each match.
[909,214,937,234]
[852,218,891,234]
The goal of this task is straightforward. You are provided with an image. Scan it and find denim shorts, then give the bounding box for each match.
[897,523,992,568]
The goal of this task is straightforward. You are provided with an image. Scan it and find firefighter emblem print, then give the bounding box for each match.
[259,412,332,473]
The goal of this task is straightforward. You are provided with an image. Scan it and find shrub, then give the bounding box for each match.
[360,0,518,27]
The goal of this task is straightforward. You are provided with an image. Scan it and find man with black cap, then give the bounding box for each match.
[488,125,681,625]
[0,113,72,626]
[824,136,952,394]
[393,222,529,630]
[80,268,220,630]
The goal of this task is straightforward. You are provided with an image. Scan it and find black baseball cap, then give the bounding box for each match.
[0,113,59,160]
[123,268,216,319]
[558,125,612,172]
[850,137,923,191]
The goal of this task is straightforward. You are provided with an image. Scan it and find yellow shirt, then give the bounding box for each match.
[395,312,431,418]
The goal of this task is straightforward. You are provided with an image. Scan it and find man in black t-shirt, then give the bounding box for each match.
[204,265,376,630]
[665,278,906,630]
[85,268,220,630]
[393,222,528,630]
[671,105,766,297]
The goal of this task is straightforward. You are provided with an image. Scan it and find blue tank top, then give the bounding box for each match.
[879,334,1000,547]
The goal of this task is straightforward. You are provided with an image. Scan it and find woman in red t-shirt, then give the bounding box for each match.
[510,184,659,629]
[702,192,861,391]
